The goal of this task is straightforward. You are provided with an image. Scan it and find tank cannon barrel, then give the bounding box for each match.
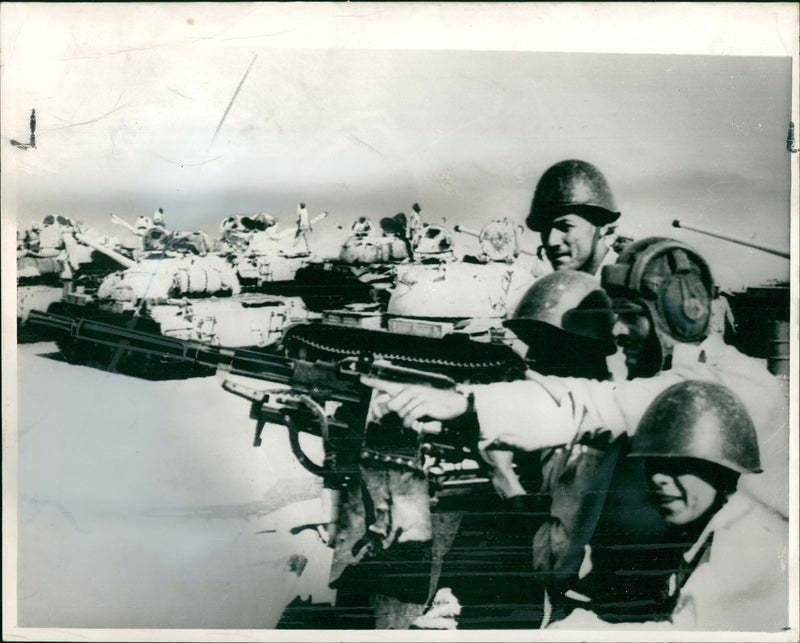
[74,232,136,268]
[110,214,138,234]
[453,224,480,239]
[453,224,536,257]
[672,220,789,259]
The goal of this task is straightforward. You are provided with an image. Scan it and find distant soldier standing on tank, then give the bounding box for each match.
[153,208,165,228]
[528,160,621,276]
[30,108,37,148]
[294,202,312,252]
[407,203,423,245]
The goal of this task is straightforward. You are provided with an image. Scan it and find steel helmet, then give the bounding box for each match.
[630,380,761,474]
[602,237,713,366]
[504,270,616,355]
[527,160,620,232]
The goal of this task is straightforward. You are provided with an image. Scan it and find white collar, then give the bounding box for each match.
[671,334,726,369]
[681,493,757,564]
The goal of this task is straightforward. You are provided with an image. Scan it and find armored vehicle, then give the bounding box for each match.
[40,216,315,378]
[283,218,538,370]
[672,219,790,376]
[17,215,132,340]
[291,214,411,312]
[214,210,329,292]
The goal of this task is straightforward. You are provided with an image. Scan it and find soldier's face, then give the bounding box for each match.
[541,214,603,273]
[613,312,655,377]
[646,460,717,525]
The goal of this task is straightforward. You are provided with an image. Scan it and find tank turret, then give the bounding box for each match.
[215,211,328,290]
[293,209,424,312]
[17,217,133,336]
[672,219,789,374]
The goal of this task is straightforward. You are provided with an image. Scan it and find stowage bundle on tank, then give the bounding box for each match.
[97,255,240,302]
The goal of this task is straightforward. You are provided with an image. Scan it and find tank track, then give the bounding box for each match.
[44,300,216,380]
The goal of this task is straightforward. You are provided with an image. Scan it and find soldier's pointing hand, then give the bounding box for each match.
[375,385,469,429]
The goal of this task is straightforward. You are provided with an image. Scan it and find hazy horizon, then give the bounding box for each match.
[2,6,793,288]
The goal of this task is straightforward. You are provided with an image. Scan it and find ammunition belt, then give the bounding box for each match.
[290,332,515,371]
[359,448,425,474]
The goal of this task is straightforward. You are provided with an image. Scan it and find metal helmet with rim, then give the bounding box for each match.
[504,269,616,355]
[527,160,621,232]
[629,380,761,474]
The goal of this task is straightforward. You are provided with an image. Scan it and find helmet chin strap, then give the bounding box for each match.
[582,227,610,275]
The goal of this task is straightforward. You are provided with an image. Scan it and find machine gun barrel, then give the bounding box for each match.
[25,309,454,406]
[672,220,790,259]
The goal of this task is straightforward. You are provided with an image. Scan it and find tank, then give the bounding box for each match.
[17,215,133,340]
[292,207,473,312]
[291,214,411,312]
[672,219,790,374]
[214,211,329,291]
[42,214,317,378]
[282,218,540,374]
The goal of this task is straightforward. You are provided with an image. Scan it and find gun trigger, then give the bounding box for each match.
[253,417,266,447]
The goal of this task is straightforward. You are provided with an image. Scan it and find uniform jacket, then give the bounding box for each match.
[550,492,789,632]
[470,334,789,517]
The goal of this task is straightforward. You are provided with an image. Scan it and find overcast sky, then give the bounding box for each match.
[1,3,794,288]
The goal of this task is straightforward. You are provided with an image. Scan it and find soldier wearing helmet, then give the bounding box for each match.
[550,381,788,631]
[378,237,788,518]
[528,160,621,275]
[504,269,616,377]
[413,270,619,629]
[602,237,714,378]
[379,238,788,629]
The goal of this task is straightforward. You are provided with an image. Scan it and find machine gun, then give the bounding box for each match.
[26,309,499,495]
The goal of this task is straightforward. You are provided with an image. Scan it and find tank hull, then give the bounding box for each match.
[17,248,133,341]
[41,293,311,380]
[17,285,65,342]
[291,262,392,312]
